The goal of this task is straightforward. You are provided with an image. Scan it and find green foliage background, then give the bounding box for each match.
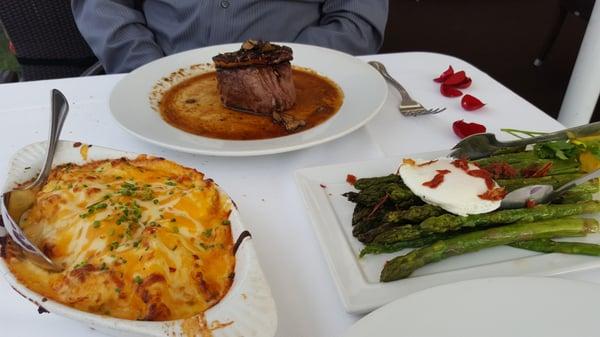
[0,32,20,72]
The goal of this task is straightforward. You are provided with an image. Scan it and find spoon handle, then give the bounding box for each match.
[551,168,600,199]
[31,89,69,188]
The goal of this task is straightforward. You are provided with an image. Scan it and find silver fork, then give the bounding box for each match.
[369,61,446,117]
[449,121,600,159]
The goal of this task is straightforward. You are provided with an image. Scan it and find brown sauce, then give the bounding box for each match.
[159,68,344,140]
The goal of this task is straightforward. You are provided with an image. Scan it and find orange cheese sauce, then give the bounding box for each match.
[6,156,234,321]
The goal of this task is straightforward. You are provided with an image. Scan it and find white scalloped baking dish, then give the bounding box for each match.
[0,141,277,337]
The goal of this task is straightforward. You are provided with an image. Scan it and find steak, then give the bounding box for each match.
[212,40,305,131]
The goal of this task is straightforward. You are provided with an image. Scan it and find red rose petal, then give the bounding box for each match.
[452,120,486,139]
[454,77,472,89]
[433,65,454,83]
[461,94,485,111]
[444,71,467,86]
[440,84,463,97]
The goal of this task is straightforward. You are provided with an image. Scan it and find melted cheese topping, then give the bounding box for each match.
[6,156,234,321]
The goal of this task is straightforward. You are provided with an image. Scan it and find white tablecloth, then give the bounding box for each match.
[1,52,598,337]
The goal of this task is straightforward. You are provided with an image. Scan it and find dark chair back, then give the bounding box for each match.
[0,0,98,81]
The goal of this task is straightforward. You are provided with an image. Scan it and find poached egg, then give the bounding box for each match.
[399,158,502,216]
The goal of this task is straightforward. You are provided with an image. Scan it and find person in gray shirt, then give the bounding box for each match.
[71,0,389,74]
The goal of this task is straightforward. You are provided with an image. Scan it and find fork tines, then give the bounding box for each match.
[401,107,446,117]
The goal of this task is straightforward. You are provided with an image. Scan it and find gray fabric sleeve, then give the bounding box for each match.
[294,0,389,55]
[71,0,164,73]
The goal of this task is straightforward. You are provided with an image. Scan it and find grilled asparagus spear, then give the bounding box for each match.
[475,152,581,175]
[496,174,583,192]
[360,234,448,257]
[353,204,445,238]
[420,201,600,234]
[510,239,600,256]
[345,183,415,207]
[474,151,538,166]
[380,217,600,282]
[371,224,424,244]
[354,174,404,190]
[356,223,399,243]
[384,204,445,223]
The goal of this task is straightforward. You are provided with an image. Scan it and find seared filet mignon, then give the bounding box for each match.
[212,40,305,131]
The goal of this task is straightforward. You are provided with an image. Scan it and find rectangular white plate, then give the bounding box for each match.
[295,151,600,314]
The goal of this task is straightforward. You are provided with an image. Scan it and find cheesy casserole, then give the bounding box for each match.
[5,155,235,321]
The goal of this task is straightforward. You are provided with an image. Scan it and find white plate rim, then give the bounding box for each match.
[109,42,388,157]
[344,276,600,337]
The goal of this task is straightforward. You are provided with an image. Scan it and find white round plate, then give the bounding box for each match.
[109,43,388,156]
[345,277,600,337]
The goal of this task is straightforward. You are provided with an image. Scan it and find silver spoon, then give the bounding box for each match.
[1,89,69,272]
[501,168,600,209]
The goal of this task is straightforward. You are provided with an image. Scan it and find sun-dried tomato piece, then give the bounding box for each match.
[422,170,451,188]
[483,162,518,179]
[467,169,495,189]
[434,65,454,83]
[346,174,357,185]
[520,165,538,178]
[521,162,553,178]
[478,187,507,201]
[467,170,493,187]
[451,159,470,171]
[525,199,537,208]
[461,94,485,111]
[452,120,486,139]
[440,84,463,97]
[532,162,553,177]
[422,174,445,188]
